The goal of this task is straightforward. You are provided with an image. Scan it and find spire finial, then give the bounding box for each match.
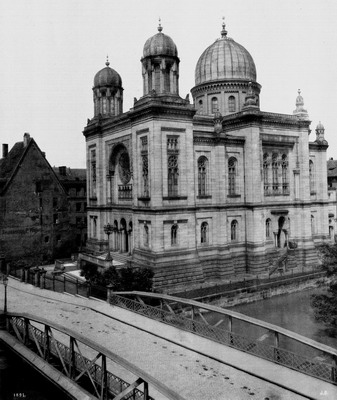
[221,16,227,38]
[106,55,110,67]
[158,17,163,32]
[298,89,301,96]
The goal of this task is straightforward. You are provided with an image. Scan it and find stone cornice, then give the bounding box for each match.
[309,141,329,151]
[191,79,261,97]
[222,109,311,132]
[193,135,245,146]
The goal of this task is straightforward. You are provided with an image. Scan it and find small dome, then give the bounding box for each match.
[316,121,325,130]
[143,23,178,58]
[94,60,122,88]
[195,24,256,85]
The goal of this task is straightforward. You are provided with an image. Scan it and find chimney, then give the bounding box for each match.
[23,132,30,147]
[59,166,67,176]
[2,144,8,158]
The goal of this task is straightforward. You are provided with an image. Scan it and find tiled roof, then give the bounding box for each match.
[53,167,86,181]
[0,142,26,191]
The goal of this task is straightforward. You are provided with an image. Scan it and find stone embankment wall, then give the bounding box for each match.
[195,274,328,308]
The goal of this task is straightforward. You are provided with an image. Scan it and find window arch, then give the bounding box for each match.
[309,160,315,193]
[198,99,203,114]
[168,155,179,196]
[228,157,237,195]
[143,223,149,246]
[171,224,178,245]
[231,220,238,241]
[201,222,208,244]
[272,153,279,193]
[198,156,208,196]
[211,97,218,113]
[228,96,236,113]
[263,153,270,195]
[281,154,288,194]
[311,215,315,235]
[266,218,271,238]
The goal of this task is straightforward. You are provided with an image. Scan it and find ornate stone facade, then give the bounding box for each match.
[84,21,332,289]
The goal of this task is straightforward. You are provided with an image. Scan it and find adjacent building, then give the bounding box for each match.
[84,21,331,289]
[0,133,75,264]
[54,166,87,250]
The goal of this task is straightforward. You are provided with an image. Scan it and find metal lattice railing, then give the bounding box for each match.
[9,316,154,400]
[109,293,337,385]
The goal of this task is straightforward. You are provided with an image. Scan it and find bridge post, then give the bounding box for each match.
[101,354,108,400]
[106,284,114,303]
[273,331,280,361]
[40,268,46,289]
[332,355,337,383]
[69,337,76,379]
[24,266,30,284]
[34,266,40,287]
[44,325,51,361]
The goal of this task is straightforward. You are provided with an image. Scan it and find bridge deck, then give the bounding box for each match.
[1,277,336,400]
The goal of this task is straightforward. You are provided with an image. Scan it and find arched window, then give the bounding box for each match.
[211,97,218,113]
[272,153,279,193]
[201,222,208,244]
[164,65,171,92]
[198,99,203,114]
[228,157,237,195]
[266,218,271,238]
[228,96,236,113]
[263,153,269,195]
[311,215,315,235]
[168,155,179,196]
[154,64,160,92]
[143,223,149,246]
[309,160,315,193]
[198,156,208,196]
[231,220,238,241]
[171,224,178,245]
[142,155,149,197]
[281,154,288,194]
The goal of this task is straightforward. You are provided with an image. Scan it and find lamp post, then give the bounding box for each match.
[103,222,114,262]
[2,276,8,314]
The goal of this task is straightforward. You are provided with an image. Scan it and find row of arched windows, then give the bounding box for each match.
[197,155,238,196]
[263,153,289,195]
[170,220,238,246]
[198,96,236,114]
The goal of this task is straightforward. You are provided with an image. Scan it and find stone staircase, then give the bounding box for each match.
[269,247,297,277]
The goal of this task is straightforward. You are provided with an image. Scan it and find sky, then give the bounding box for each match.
[0,0,337,168]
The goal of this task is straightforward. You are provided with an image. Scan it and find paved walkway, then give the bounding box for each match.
[0,277,336,400]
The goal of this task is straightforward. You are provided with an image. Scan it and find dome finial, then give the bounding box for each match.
[221,16,228,38]
[158,17,163,32]
[106,55,110,67]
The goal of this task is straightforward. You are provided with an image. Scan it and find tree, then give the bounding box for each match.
[311,244,337,328]
[80,264,154,292]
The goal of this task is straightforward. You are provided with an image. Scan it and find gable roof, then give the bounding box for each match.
[0,136,65,195]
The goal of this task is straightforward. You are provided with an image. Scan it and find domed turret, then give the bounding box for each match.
[141,20,180,97]
[315,121,328,144]
[143,23,178,58]
[92,58,123,118]
[293,89,309,120]
[191,19,261,116]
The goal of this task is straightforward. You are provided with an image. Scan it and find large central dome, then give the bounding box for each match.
[195,25,257,85]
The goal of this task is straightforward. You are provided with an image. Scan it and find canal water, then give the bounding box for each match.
[205,287,337,350]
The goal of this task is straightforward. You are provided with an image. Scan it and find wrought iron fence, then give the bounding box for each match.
[109,293,336,385]
[8,316,153,400]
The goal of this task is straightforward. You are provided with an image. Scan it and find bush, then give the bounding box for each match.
[80,264,154,292]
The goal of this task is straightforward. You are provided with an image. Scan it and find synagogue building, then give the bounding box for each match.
[83,21,331,289]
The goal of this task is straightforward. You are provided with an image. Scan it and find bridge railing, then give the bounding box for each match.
[4,313,185,400]
[109,291,337,385]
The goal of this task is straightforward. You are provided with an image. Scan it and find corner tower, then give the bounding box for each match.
[92,58,123,117]
[141,20,180,97]
[191,19,261,116]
